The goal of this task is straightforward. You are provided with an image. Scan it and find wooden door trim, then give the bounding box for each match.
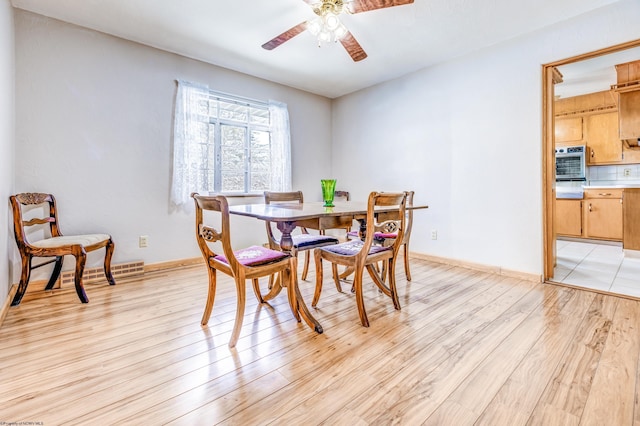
[542,38,640,281]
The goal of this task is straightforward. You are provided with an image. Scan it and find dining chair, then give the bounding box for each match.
[9,192,116,306]
[312,191,408,327]
[263,191,339,281]
[192,193,297,348]
[346,190,415,281]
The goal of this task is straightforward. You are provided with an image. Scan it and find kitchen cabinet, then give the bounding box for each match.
[618,90,640,140]
[555,117,583,144]
[586,112,622,164]
[615,60,640,141]
[623,188,640,250]
[555,90,616,116]
[556,199,582,237]
[583,189,623,241]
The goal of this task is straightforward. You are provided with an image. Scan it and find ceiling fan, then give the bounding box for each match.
[262,0,415,62]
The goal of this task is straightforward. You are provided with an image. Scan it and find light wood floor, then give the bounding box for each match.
[2,257,640,425]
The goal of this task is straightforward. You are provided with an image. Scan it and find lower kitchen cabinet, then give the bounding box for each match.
[583,189,623,241]
[556,199,582,237]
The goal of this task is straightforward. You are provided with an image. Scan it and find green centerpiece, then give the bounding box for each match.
[321,179,337,207]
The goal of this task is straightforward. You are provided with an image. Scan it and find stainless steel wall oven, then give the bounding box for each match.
[555,145,586,181]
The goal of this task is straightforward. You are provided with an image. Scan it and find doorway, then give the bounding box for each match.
[543,39,640,296]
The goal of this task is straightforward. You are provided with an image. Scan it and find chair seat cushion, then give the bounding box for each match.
[290,233,339,249]
[30,234,111,249]
[322,240,391,256]
[215,245,289,267]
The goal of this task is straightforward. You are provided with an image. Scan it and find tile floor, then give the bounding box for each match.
[554,238,640,298]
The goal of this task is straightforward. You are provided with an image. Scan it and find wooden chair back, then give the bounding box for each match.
[263,190,305,249]
[403,190,414,245]
[364,191,407,259]
[264,190,304,204]
[11,193,62,250]
[192,193,240,271]
[334,190,350,201]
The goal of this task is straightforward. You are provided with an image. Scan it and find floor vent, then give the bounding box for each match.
[60,260,145,286]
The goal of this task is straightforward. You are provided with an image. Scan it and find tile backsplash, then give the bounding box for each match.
[588,164,640,182]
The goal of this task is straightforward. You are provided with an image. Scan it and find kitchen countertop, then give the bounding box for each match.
[583,184,640,189]
[557,181,640,199]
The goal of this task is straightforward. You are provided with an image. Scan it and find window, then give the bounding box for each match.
[171,81,291,207]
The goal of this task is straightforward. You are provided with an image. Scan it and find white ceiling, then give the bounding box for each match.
[555,46,640,98]
[11,0,622,98]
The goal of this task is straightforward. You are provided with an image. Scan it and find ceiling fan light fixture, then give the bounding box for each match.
[324,13,340,31]
[319,30,332,43]
[308,6,348,46]
[333,23,347,40]
[307,18,322,36]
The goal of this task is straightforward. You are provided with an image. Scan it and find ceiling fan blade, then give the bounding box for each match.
[348,0,414,14]
[339,32,368,62]
[262,22,308,50]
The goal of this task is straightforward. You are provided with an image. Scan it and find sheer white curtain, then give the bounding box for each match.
[269,100,292,192]
[171,80,209,208]
[171,83,292,207]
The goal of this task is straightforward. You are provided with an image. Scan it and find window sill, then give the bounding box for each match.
[208,192,264,199]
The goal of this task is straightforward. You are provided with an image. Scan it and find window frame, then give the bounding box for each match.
[205,91,272,195]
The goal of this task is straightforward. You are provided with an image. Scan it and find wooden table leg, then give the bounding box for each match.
[277,221,323,334]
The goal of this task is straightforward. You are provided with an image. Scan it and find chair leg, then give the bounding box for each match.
[229,275,247,348]
[72,248,89,303]
[104,238,116,285]
[45,256,65,290]
[388,258,401,310]
[201,267,217,325]
[11,254,32,306]
[380,261,388,285]
[403,243,412,281]
[331,264,343,293]
[353,266,369,327]
[250,278,264,303]
[267,274,275,290]
[312,250,323,307]
[261,272,284,302]
[301,250,311,281]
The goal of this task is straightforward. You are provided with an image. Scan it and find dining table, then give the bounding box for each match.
[228,200,428,334]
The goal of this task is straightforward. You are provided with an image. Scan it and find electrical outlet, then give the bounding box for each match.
[624,168,632,177]
[431,229,437,240]
[139,235,149,248]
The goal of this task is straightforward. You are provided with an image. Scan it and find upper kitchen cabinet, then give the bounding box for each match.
[614,60,640,142]
[555,117,583,144]
[618,91,640,140]
[586,112,622,164]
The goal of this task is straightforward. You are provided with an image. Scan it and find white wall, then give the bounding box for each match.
[13,10,332,282]
[0,0,14,306]
[332,0,640,276]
